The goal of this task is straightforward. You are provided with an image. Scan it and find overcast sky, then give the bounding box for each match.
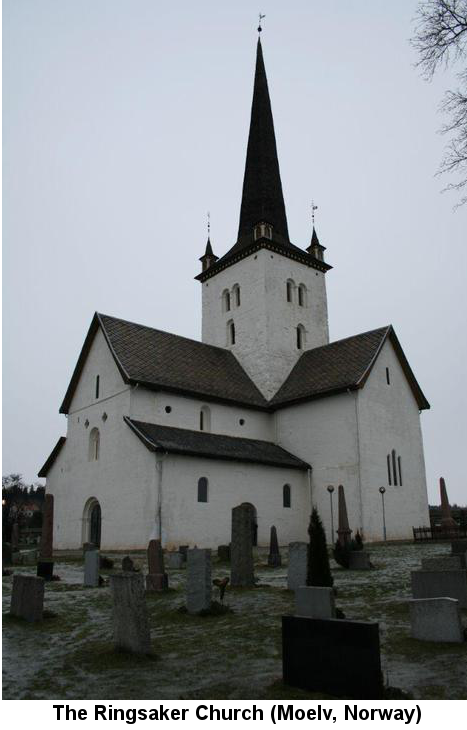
[3,0,466,505]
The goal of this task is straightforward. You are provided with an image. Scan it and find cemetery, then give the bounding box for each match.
[3,532,467,700]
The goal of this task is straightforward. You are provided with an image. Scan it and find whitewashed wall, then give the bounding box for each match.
[201,249,329,398]
[275,393,361,543]
[159,454,309,549]
[357,338,430,540]
[130,388,274,441]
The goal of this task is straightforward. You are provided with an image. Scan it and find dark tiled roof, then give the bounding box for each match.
[59,313,268,414]
[125,418,309,470]
[271,326,430,410]
[38,436,66,477]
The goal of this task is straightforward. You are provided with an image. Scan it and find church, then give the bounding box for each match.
[39,38,430,550]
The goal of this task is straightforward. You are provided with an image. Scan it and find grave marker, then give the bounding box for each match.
[110,573,151,654]
[84,549,100,587]
[411,569,467,608]
[268,526,282,568]
[287,542,307,591]
[295,586,336,619]
[231,505,255,587]
[409,597,464,643]
[10,575,44,623]
[187,548,212,613]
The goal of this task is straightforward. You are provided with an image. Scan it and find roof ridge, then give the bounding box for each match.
[303,325,391,355]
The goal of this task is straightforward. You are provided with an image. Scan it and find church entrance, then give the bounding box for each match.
[241,502,258,546]
[82,498,102,548]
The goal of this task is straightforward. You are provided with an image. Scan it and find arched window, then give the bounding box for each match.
[222,289,231,312]
[298,284,307,307]
[283,484,291,508]
[387,450,402,486]
[227,320,235,345]
[297,324,305,350]
[232,284,241,307]
[254,222,273,240]
[286,279,295,303]
[197,477,208,503]
[88,428,100,461]
[200,405,211,432]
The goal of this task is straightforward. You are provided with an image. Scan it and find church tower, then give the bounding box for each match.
[196,38,331,399]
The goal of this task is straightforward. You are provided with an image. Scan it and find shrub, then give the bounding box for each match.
[306,507,333,587]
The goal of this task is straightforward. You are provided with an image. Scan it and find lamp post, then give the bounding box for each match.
[327,485,335,542]
[379,486,387,542]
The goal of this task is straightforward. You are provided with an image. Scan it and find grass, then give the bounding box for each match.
[3,542,467,700]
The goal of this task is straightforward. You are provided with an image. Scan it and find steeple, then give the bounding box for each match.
[306,226,326,262]
[237,39,289,246]
[199,237,218,272]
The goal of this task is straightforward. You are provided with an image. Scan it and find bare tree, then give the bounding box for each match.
[411,0,467,206]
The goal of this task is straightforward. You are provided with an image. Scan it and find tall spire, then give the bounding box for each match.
[237,38,289,245]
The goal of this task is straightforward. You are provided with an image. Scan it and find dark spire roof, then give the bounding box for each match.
[237,39,289,245]
[204,238,214,257]
[306,226,326,253]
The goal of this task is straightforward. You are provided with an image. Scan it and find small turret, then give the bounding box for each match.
[199,238,218,272]
[306,227,326,262]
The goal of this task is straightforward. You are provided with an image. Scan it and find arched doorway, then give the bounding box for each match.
[82,498,102,548]
[241,502,258,546]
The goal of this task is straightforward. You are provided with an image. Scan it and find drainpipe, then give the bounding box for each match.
[152,452,167,543]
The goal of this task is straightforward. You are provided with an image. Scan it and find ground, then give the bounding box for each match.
[2,542,467,700]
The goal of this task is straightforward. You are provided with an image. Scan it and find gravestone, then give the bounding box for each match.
[121,555,136,572]
[179,545,189,562]
[146,539,168,591]
[282,615,383,699]
[231,505,255,587]
[109,573,151,654]
[295,586,336,619]
[10,575,44,623]
[409,597,464,643]
[187,548,212,613]
[287,542,307,591]
[165,552,183,570]
[439,477,458,529]
[217,544,231,562]
[2,542,12,567]
[268,526,282,568]
[337,485,352,546]
[22,549,39,566]
[37,494,54,580]
[451,539,467,556]
[421,555,466,571]
[11,523,19,551]
[349,551,372,570]
[411,569,467,608]
[84,549,100,587]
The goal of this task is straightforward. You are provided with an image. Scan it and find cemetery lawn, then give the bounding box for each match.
[3,542,467,700]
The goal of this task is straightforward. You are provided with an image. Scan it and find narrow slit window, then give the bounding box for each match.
[229,321,236,345]
[200,410,204,431]
[95,375,100,399]
[387,454,392,485]
[297,325,305,350]
[286,281,293,303]
[398,456,403,486]
[200,406,211,432]
[235,286,241,307]
[283,484,291,508]
[386,367,390,385]
[392,449,398,486]
[197,477,208,503]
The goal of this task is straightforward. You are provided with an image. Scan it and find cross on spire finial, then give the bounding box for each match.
[311,200,318,226]
[258,13,265,34]
[207,211,211,237]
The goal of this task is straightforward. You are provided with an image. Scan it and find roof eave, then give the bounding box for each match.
[38,436,66,478]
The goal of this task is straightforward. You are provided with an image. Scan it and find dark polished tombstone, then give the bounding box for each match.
[37,494,54,581]
[268,526,282,567]
[282,615,383,699]
[217,544,231,562]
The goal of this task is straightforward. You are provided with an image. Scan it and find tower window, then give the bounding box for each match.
[286,279,295,303]
[387,449,402,486]
[233,284,241,307]
[387,454,392,485]
[254,222,273,240]
[95,375,100,399]
[297,324,305,350]
[298,284,307,307]
[88,428,100,461]
[398,456,403,486]
[197,477,208,503]
[227,320,235,345]
[283,484,291,508]
[200,405,211,432]
[222,290,231,312]
[386,367,390,385]
[392,449,398,486]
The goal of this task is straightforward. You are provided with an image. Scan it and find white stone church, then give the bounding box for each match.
[39,39,430,550]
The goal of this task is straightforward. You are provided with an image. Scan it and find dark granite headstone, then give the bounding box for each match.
[10,575,44,623]
[282,615,383,699]
[122,555,136,572]
[2,542,12,567]
[231,505,254,587]
[37,494,54,580]
[451,539,467,556]
[268,526,282,567]
[217,544,231,562]
[146,539,168,591]
[179,545,189,562]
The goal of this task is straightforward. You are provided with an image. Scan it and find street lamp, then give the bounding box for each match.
[379,486,387,542]
[327,485,335,542]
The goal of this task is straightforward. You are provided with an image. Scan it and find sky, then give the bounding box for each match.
[3,0,466,505]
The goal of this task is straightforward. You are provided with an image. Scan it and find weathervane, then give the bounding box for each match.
[258,13,265,34]
[207,211,211,238]
[311,200,318,226]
